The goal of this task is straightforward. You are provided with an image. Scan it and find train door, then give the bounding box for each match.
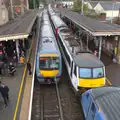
[70,61,73,77]
[71,63,78,91]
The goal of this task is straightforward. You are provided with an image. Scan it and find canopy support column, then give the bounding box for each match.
[117,36,120,64]
[16,40,19,63]
[98,36,102,59]
[87,34,89,50]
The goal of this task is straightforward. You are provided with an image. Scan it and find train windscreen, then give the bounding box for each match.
[39,57,59,70]
[79,67,104,78]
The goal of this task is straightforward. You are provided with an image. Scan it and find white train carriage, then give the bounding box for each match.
[49,9,106,95]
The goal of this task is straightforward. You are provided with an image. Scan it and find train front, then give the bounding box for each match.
[76,53,106,93]
[36,52,61,84]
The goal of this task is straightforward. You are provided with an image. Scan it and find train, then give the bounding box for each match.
[36,10,62,84]
[81,86,120,120]
[48,5,106,95]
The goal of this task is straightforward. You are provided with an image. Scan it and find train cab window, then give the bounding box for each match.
[39,57,49,69]
[93,67,104,78]
[79,68,92,78]
[50,57,59,69]
[39,57,59,70]
[74,65,76,76]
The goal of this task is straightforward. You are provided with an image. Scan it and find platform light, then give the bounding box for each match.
[6,39,8,41]
[115,36,118,41]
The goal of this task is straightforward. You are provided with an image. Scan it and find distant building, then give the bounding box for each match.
[84,1,120,20]
[86,1,98,9]
[55,1,73,8]
[94,2,120,20]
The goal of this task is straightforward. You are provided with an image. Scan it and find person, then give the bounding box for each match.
[94,49,98,56]
[0,81,9,107]
[8,62,16,76]
[111,49,114,60]
[27,61,32,75]
[20,56,25,64]
[0,68,2,78]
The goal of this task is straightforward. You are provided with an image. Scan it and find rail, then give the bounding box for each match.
[28,11,42,120]
[31,79,64,120]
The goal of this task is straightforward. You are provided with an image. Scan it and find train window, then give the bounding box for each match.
[39,57,59,70]
[90,103,96,119]
[79,68,92,78]
[74,65,76,76]
[93,67,104,78]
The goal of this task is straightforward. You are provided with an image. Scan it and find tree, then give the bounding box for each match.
[72,0,89,13]
[29,0,40,9]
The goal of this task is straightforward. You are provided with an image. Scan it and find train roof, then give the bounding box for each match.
[42,14,49,21]
[59,27,104,67]
[41,20,50,25]
[39,22,59,52]
[90,87,120,120]
[73,53,104,68]
[40,37,58,52]
[51,15,67,29]
[40,24,54,38]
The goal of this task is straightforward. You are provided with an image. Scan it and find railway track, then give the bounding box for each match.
[31,80,64,120]
[58,63,84,120]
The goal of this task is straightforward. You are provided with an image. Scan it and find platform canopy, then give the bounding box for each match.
[0,10,38,41]
[57,8,120,36]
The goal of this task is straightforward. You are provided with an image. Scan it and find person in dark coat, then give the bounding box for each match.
[27,61,32,75]
[0,81,9,107]
[111,49,114,60]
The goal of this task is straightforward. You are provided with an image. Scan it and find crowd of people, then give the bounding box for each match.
[0,40,26,77]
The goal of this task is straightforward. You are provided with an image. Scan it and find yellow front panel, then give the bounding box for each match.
[40,54,59,57]
[78,78,105,88]
[40,70,59,77]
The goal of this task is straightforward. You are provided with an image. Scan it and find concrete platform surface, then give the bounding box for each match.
[106,64,120,86]
[0,66,25,120]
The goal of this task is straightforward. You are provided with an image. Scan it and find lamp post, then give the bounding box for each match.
[81,0,84,15]
[10,0,14,19]
[20,0,24,14]
[111,2,120,23]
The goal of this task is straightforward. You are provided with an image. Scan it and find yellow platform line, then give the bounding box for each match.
[106,77,112,86]
[13,40,33,120]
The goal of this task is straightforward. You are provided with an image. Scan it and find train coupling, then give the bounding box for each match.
[44,78,54,84]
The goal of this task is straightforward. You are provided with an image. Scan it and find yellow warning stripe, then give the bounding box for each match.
[106,77,112,85]
[13,39,33,120]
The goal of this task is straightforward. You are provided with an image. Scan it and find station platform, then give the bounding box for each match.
[0,30,37,120]
[0,66,25,120]
[106,64,120,86]
[100,51,120,86]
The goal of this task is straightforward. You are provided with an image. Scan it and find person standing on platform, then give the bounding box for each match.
[0,81,9,107]
[27,61,32,75]
[0,68,2,78]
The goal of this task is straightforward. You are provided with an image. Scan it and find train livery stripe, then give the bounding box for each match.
[40,70,59,77]
[78,78,105,88]
[40,54,59,57]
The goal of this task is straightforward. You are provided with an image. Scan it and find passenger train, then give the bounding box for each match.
[48,5,106,94]
[36,10,62,84]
